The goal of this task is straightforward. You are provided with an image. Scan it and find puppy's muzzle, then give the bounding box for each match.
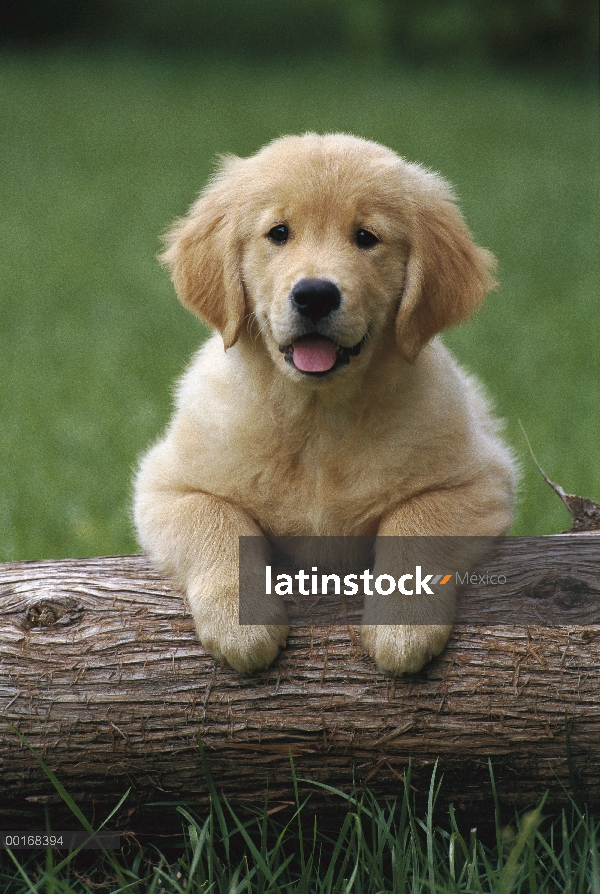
[281,277,366,376]
[291,278,341,322]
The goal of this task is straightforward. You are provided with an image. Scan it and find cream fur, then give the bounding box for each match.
[134,133,516,674]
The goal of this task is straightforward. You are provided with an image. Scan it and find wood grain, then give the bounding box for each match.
[1,535,599,831]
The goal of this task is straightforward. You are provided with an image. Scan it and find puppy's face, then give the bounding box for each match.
[240,144,410,381]
[161,134,496,374]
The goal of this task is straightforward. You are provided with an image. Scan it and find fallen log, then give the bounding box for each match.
[1,535,599,833]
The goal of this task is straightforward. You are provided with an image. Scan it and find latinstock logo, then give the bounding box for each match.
[238,534,510,626]
[265,565,455,597]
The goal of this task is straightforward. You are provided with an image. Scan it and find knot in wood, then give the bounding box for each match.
[526,574,596,609]
[21,595,83,630]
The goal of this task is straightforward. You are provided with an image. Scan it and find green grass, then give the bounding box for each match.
[1,737,598,893]
[0,50,598,560]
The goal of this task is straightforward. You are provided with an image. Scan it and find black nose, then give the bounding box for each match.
[291,278,341,322]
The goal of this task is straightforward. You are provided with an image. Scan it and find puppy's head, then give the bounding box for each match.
[161,133,496,376]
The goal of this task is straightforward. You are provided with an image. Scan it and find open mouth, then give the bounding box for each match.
[278,334,367,376]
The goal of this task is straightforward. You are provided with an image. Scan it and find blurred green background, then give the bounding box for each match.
[0,2,598,561]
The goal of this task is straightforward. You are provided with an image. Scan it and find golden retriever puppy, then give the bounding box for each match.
[134,133,516,674]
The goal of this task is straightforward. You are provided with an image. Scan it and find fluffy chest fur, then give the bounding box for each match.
[166,333,496,537]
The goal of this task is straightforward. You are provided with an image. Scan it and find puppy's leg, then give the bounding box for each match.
[134,449,288,673]
[361,479,512,674]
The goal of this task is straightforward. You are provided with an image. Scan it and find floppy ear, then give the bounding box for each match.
[160,173,245,350]
[396,165,497,363]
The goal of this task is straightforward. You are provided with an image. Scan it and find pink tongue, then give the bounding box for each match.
[293,337,338,373]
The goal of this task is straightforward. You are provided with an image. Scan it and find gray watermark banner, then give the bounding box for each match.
[238,535,600,626]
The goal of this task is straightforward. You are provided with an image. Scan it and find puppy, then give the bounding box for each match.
[134,133,516,674]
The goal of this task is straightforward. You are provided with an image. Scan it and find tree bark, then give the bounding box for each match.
[1,535,599,833]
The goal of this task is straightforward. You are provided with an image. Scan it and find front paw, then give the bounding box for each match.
[188,572,288,672]
[361,624,452,674]
[198,621,289,673]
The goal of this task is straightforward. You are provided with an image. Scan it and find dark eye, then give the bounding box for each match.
[267,224,289,244]
[355,228,379,248]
